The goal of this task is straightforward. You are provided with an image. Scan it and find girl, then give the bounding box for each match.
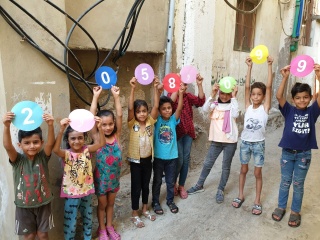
[187,81,239,204]
[90,86,122,240]
[53,116,105,240]
[127,77,162,228]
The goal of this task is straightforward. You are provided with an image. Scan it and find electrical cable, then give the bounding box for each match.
[278,0,292,37]
[223,0,264,14]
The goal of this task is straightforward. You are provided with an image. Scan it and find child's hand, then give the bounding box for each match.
[94,116,102,129]
[130,77,137,89]
[245,57,253,68]
[314,64,320,79]
[111,85,120,97]
[60,118,70,131]
[2,112,14,127]
[211,83,219,98]
[196,74,204,86]
[267,56,274,65]
[280,65,290,78]
[178,83,186,96]
[157,83,164,95]
[43,114,54,126]
[232,85,238,98]
[93,86,103,97]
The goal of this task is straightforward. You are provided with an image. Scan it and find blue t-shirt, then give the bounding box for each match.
[154,114,180,159]
[278,101,320,150]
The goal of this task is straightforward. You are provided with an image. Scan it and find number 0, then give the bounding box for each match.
[101,72,110,84]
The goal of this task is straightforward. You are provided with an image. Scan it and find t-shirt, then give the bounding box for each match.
[278,101,320,150]
[241,105,268,142]
[154,115,180,159]
[10,150,53,208]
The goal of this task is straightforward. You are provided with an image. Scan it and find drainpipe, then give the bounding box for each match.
[165,0,175,75]
[290,0,304,52]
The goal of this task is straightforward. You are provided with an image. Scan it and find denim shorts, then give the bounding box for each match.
[240,140,265,167]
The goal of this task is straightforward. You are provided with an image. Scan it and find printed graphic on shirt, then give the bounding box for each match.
[245,118,262,131]
[133,124,140,132]
[145,125,153,137]
[292,113,310,134]
[158,123,173,144]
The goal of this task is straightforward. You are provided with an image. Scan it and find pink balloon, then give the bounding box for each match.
[69,109,95,132]
[290,55,314,77]
[135,63,154,85]
[180,65,198,84]
[163,73,181,93]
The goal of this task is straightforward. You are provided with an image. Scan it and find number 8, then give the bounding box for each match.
[169,78,176,88]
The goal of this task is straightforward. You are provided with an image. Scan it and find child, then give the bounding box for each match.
[2,112,55,240]
[90,85,122,240]
[232,56,273,215]
[152,84,185,214]
[53,117,105,239]
[168,74,205,199]
[271,64,320,227]
[187,81,239,204]
[127,77,162,228]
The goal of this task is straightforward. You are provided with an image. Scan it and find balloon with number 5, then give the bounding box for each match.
[69,109,95,132]
[95,66,117,89]
[163,73,181,93]
[135,63,155,85]
[180,65,198,84]
[290,55,314,77]
[219,76,237,93]
[11,101,44,131]
[250,45,269,64]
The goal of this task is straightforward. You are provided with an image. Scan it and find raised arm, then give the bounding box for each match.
[43,114,55,157]
[175,84,186,120]
[196,74,205,99]
[2,112,18,162]
[244,56,253,109]
[87,117,106,152]
[128,77,137,122]
[53,118,69,158]
[150,77,162,120]
[314,64,320,107]
[276,65,290,108]
[111,86,123,138]
[264,56,274,113]
[203,83,219,112]
[90,86,103,136]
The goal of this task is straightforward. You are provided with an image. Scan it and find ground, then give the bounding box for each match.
[76,123,320,240]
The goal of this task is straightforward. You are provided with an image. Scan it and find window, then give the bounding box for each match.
[233,0,257,52]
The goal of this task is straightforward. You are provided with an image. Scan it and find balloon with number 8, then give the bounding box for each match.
[163,73,181,93]
[250,45,269,64]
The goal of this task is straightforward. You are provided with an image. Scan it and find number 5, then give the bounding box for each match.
[141,68,149,81]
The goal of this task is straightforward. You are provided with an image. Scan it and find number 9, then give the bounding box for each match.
[297,60,307,73]
[255,49,263,60]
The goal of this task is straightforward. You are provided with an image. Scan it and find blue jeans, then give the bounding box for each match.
[176,135,193,186]
[197,141,237,191]
[152,158,177,204]
[278,149,311,213]
[240,140,265,167]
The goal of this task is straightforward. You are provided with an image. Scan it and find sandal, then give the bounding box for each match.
[232,198,245,208]
[130,216,144,228]
[106,226,121,240]
[178,187,188,199]
[272,208,286,222]
[252,204,262,215]
[142,211,156,221]
[152,202,164,215]
[167,202,179,214]
[288,213,301,228]
[97,229,109,240]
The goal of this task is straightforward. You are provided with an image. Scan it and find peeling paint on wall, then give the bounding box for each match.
[35,92,52,114]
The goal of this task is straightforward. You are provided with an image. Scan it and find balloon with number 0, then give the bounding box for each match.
[219,76,237,93]
[135,63,154,85]
[69,109,95,132]
[290,55,314,77]
[180,65,198,84]
[163,73,181,93]
[250,45,269,64]
[95,66,117,89]
[11,101,44,131]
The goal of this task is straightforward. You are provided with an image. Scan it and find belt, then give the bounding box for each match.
[284,148,304,154]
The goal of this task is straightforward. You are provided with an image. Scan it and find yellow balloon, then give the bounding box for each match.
[250,45,269,64]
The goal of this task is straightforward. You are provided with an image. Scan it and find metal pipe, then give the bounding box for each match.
[165,0,175,75]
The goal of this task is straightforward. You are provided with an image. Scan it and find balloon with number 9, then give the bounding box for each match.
[290,55,314,77]
[250,45,269,64]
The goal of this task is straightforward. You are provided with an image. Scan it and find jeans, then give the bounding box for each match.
[197,141,237,191]
[240,140,265,167]
[152,158,177,204]
[130,156,153,210]
[176,135,193,186]
[278,149,311,213]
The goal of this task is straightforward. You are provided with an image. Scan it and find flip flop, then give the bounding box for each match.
[272,208,286,222]
[288,213,301,228]
[232,198,244,208]
[252,204,262,215]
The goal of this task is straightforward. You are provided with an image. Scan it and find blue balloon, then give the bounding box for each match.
[95,66,117,89]
[11,101,43,131]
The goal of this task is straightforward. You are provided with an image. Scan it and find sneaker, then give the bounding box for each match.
[216,189,224,204]
[187,185,204,195]
[98,229,109,240]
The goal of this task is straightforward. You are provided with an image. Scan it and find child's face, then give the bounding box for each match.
[18,134,44,160]
[159,102,172,120]
[67,131,85,152]
[101,115,115,136]
[292,91,311,110]
[250,88,265,106]
[135,106,148,123]
[219,91,232,102]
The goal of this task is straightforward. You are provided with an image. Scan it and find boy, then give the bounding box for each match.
[271,64,320,227]
[232,56,273,215]
[3,112,55,239]
[152,84,185,215]
[169,74,205,199]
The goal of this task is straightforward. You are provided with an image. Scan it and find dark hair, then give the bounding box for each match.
[159,96,173,109]
[63,126,87,149]
[133,99,148,118]
[251,82,266,95]
[18,127,43,143]
[291,83,312,98]
[97,109,117,136]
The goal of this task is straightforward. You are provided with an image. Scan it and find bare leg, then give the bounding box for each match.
[97,195,107,230]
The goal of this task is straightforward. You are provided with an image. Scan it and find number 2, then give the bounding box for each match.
[141,68,149,81]
[21,108,35,125]
[297,60,307,73]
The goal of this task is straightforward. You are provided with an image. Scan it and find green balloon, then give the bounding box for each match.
[219,77,237,93]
